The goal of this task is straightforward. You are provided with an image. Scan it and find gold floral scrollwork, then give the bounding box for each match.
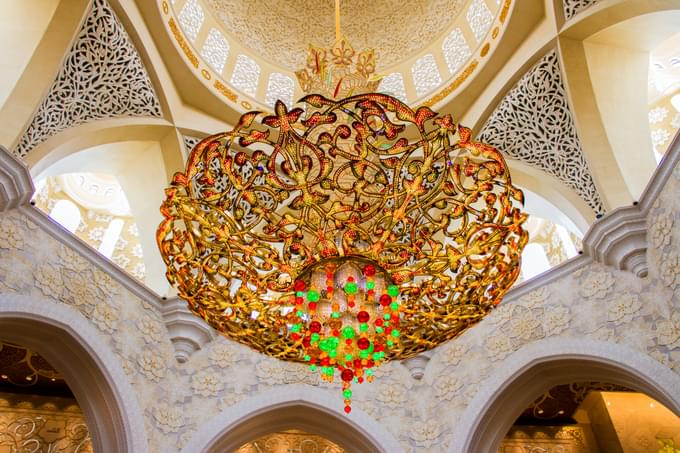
[157,93,528,361]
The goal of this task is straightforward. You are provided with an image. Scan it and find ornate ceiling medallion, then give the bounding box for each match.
[158,92,527,411]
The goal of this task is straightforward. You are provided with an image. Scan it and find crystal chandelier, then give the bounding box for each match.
[157,2,528,414]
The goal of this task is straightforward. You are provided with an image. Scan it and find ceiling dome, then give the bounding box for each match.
[203,0,468,70]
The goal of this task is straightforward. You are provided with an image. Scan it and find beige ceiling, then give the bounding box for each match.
[203,0,468,70]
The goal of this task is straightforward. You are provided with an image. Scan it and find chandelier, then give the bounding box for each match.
[157,3,528,415]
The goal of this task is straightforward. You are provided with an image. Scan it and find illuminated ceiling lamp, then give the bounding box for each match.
[157,0,528,414]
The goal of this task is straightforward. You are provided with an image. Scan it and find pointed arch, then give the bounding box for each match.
[449,337,680,453]
[0,293,148,452]
[180,385,403,453]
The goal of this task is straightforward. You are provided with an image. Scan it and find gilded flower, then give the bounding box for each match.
[579,271,615,299]
[91,302,119,333]
[433,375,462,401]
[0,219,24,250]
[137,316,164,344]
[191,370,224,397]
[209,343,239,368]
[33,264,64,298]
[355,49,376,76]
[660,254,680,288]
[409,421,442,448]
[375,383,408,408]
[331,39,355,66]
[650,212,673,248]
[137,349,166,382]
[607,294,641,324]
[153,403,185,433]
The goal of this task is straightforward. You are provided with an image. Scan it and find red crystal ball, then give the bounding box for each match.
[341,368,354,382]
[309,321,322,333]
[379,294,391,306]
[357,311,370,323]
[294,280,306,291]
[363,264,376,277]
[357,337,370,350]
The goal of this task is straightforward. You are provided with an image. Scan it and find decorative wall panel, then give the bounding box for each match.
[442,28,471,75]
[200,28,229,74]
[478,51,605,214]
[229,55,260,97]
[182,135,202,155]
[0,394,93,453]
[563,0,599,21]
[177,0,204,43]
[264,73,295,108]
[466,0,494,43]
[412,54,442,97]
[13,0,162,159]
[379,73,408,103]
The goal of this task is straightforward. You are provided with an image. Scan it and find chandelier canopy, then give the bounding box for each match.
[157,91,527,411]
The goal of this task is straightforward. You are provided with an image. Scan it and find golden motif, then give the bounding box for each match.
[158,93,527,361]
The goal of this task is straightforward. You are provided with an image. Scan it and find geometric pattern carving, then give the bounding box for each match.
[478,50,605,214]
[412,54,443,97]
[264,73,295,108]
[466,0,494,43]
[177,0,205,43]
[379,72,408,103]
[200,28,230,74]
[182,135,202,155]
[229,54,260,97]
[442,28,472,74]
[12,0,162,159]
[563,0,599,20]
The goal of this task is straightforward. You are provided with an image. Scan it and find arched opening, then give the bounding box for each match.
[180,386,402,453]
[0,295,148,452]
[33,172,147,280]
[233,429,344,452]
[501,383,680,451]
[450,338,680,453]
[0,340,94,452]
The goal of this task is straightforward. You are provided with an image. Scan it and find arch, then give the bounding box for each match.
[180,385,403,453]
[0,293,148,452]
[449,337,680,453]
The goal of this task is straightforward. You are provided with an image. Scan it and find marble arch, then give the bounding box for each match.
[180,385,404,453]
[449,337,680,453]
[0,293,149,452]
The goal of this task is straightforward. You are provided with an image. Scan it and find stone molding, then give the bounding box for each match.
[0,146,34,212]
[161,297,215,363]
[582,129,680,278]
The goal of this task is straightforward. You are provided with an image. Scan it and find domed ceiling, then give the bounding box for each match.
[203,0,468,70]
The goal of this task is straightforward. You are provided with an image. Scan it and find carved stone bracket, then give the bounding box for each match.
[160,298,216,363]
[582,130,680,278]
[0,145,34,212]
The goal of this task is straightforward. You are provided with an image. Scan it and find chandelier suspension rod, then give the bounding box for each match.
[335,0,342,42]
